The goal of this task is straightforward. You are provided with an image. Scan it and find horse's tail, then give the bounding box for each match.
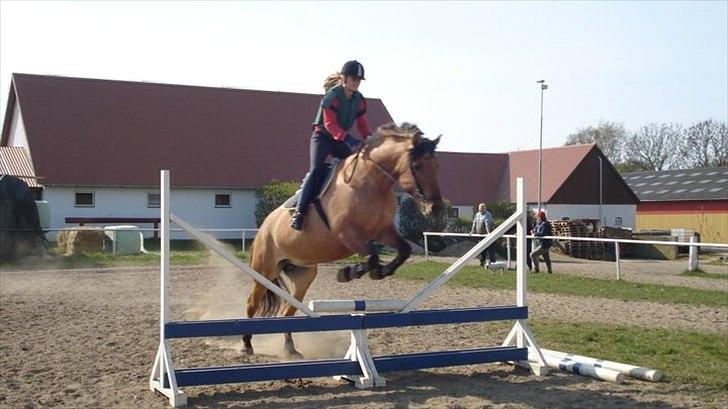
[323,72,341,92]
[255,274,290,318]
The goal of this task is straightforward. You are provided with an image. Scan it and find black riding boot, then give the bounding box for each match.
[290,171,320,231]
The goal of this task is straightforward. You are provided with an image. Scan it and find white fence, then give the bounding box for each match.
[423,232,728,280]
[41,227,258,252]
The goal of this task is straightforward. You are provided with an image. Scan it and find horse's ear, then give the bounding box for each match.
[433,135,441,148]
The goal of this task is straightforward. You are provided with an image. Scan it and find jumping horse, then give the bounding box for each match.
[245,122,444,358]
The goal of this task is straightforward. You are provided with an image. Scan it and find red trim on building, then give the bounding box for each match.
[637,200,728,214]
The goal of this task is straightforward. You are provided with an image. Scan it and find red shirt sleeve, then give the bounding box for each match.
[322,97,347,140]
[356,99,371,139]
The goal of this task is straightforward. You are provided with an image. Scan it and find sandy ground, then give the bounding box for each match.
[1,257,727,409]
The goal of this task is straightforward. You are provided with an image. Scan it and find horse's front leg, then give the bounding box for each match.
[336,238,382,283]
[371,225,412,279]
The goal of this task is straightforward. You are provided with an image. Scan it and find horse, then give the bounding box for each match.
[244,122,444,358]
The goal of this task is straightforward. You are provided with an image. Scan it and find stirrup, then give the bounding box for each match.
[290,212,305,231]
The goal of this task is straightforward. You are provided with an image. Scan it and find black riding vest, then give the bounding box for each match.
[312,85,363,133]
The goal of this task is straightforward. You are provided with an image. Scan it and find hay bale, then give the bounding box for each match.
[57,227,105,255]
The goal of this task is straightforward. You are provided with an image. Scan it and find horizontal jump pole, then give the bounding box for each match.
[172,346,527,387]
[540,348,662,382]
[165,306,528,338]
[374,346,527,373]
[534,351,625,383]
[174,358,362,387]
[309,299,407,313]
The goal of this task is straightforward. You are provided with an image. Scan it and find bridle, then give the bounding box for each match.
[344,146,441,203]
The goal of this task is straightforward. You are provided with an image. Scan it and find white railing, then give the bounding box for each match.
[423,231,728,280]
[40,227,258,252]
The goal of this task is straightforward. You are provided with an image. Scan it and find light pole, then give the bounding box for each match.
[536,80,548,211]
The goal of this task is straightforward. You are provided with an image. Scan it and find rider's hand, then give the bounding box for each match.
[343,133,361,151]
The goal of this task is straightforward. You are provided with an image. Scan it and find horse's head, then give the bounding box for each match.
[370,122,445,219]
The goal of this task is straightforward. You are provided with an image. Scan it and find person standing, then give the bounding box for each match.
[290,60,372,231]
[530,210,553,273]
[470,203,496,267]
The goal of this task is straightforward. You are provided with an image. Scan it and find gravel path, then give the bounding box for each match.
[1,261,726,409]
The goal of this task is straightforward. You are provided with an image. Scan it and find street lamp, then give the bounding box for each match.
[536,80,548,211]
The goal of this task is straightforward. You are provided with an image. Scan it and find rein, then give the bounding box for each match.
[343,145,430,202]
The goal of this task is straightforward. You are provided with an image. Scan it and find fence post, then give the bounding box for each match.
[423,233,429,260]
[615,240,621,280]
[688,236,699,272]
[506,237,512,270]
[242,230,246,253]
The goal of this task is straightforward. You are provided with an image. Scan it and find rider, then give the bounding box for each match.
[290,60,372,230]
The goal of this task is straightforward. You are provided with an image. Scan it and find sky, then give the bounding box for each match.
[1,1,726,154]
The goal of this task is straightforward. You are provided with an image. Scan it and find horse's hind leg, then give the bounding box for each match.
[242,281,268,355]
[279,265,317,359]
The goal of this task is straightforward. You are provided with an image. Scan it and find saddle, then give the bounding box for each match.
[282,161,340,229]
[282,161,339,210]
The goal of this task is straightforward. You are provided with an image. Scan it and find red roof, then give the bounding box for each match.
[505,144,595,202]
[436,152,509,204]
[2,74,638,205]
[2,73,393,188]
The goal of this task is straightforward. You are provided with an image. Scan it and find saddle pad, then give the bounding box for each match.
[282,160,340,210]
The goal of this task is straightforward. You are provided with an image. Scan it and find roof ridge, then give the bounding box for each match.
[11,73,386,102]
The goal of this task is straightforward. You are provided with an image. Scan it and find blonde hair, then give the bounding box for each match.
[323,72,343,92]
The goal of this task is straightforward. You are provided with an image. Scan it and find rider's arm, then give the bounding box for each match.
[356,99,371,139]
[322,98,347,140]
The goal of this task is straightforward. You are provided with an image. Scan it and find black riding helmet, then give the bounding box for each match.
[341,60,365,80]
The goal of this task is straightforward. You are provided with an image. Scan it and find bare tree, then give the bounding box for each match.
[565,121,626,165]
[624,123,682,171]
[683,119,728,168]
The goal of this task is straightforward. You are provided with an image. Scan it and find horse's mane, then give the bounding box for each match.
[364,122,437,159]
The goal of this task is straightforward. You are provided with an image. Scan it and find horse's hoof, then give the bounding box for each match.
[285,350,304,360]
[337,267,352,282]
[242,347,254,356]
[369,268,385,280]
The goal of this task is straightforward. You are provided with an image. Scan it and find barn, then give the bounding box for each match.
[1,73,394,238]
[436,144,640,228]
[623,167,728,244]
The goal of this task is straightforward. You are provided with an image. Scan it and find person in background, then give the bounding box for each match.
[530,210,553,273]
[290,60,371,231]
[470,203,496,267]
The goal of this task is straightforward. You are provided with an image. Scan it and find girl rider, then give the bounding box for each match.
[290,60,372,230]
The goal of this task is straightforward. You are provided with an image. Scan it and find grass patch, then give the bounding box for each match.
[680,268,728,280]
[394,261,728,308]
[529,320,728,395]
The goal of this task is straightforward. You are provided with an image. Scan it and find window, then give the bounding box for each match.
[75,192,94,207]
[215,194,231,208]
[147,193,161,208]
[614,217,623,226]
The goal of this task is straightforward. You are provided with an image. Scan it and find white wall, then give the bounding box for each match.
[7,101,31,155]
[454,205,474,221]
[539,204,636,229]
[44,186,257,240]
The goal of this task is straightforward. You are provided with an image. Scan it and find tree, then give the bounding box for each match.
[614,160,650,173]
[254,180,299,227]
[683,119,728,168]
[624,123,682,171]
[565,121,626,165]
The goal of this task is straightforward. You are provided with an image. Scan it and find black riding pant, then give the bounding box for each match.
[295,132,352,215]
